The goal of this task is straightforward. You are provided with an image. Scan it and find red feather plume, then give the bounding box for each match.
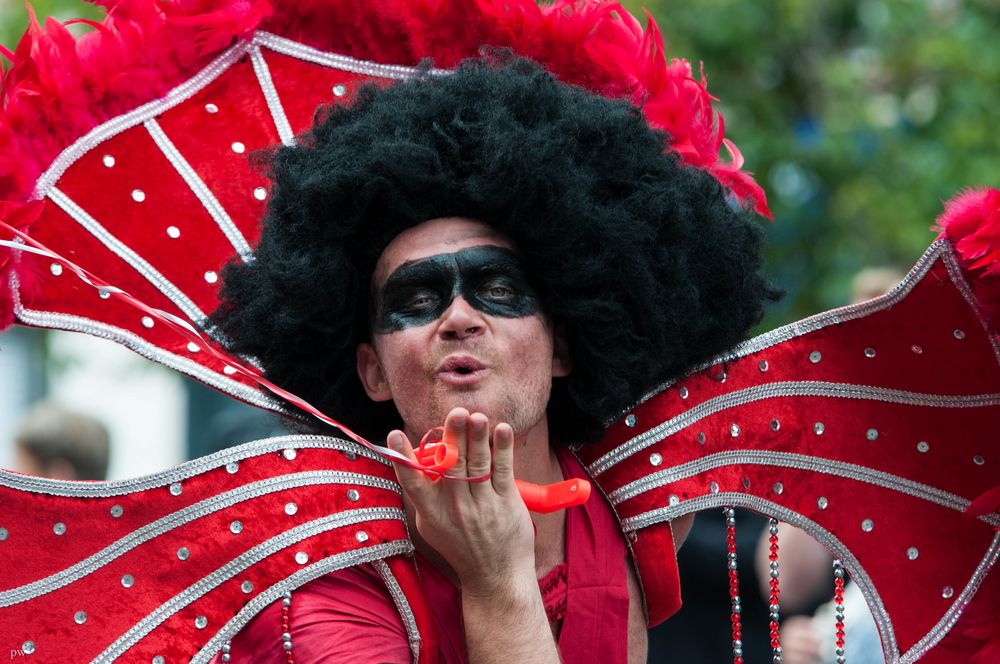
[933,187,1000,335]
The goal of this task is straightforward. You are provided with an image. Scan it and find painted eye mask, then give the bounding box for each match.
[373,245,540,333]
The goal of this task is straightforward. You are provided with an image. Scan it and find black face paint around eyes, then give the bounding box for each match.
[373,245,540,333]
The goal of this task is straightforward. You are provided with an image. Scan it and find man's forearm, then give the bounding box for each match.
[462,576,561,664]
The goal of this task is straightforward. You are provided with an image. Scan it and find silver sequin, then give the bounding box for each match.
[709,481,720,494]
[907,547,919,560]
[187,342,200,353]
[230,520,244,534]
[742,477,751,489]
[74,611,87,625]
[50,263,63,276]
[295,551,309,565]
[773,482,784,495]
[122,574,135,588]
[911,344,923,355]
[809,351,822,363]
[223,366,238,375]
[347,489,360,502]
[864,347,876,358]
[102,155,116,168]
[241,580,254,594]
[730,424,740,437]
[285,502,298,516]
[697,432,706,445]
[226,462,240,474]
[22,642,35,655]
[204,271,219,284]
[177,546,190,561]
[813,422,825,435]
[0,527,8,540]
[254,187,267,201]
[625,414,637,427]
[758,359,769,372]
[53,522,66,536]
[356,531,369,543]
[141,316,155,329]
[770,419,780,432]
[917,441,930,453]
[953,329,966,340]
[110,505,124,518]
[649,452,663,467]
[679,386,689,399]
[333,84,347,97]
[153,657,165,664]
[169,482,182,496]
[861,518,874,532]
[866,428,879,441]
[195,615,208,629]
[942,586,954,599]
[98,288,111,299]
[166,226,181,239]
[283,448,297,460]
[668,495,680,506]
[231,142,246,154]
[205,103,219,114]
[131,189,146,203]
[974,455,986,466]
[817,496,828,510]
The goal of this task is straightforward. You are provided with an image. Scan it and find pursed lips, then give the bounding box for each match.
[436,355,489,386]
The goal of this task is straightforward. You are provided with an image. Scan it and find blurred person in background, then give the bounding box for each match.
[11,400,110,481]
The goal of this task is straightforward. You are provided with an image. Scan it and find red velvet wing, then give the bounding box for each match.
[579,238,1000,663]
[0,436,441,663]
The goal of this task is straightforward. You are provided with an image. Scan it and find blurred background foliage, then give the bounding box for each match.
[2,0,998,328]
[619,0,999,327]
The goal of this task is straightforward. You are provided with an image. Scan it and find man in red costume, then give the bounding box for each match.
[212,58,778,662]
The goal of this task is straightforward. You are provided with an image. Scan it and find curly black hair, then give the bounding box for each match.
[211,56,779,444]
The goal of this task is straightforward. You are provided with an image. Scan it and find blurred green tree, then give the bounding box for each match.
[622,0,999,326]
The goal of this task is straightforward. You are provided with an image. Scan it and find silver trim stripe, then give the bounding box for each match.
[46,186,209,324]
[374,559,422,663]
[35,33,449,201]
[620,241,948,422]
[608,449,1000,528]
[92,509,407,662]
[189,540,413,664]
[589,381,1000,476]
[900,531,1000,663]
[10,292,283,418]
[939,241,1000,367]
[144,118,254,261]
[0,434,385,496]
[248,44,296,146]
[34,42,251,199]
[623,493,900,660]
[0,472,401,606]
[254,32,450,79]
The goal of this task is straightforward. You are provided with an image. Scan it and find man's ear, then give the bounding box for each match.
[356,343,393,402]
[552,326,573,378]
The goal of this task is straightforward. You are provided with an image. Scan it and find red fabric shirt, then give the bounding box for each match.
[229,446,631,662]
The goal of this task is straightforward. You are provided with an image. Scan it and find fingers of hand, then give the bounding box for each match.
[387,430,429,500]
[490,423,515,493]
[465,412,492,478]
[443,408,470,478]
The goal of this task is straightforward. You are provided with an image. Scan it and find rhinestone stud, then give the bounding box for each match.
[861,518,874,532]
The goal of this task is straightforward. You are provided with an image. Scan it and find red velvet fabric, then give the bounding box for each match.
[0,445,411,662]
[579,253,1000,663]
[229,445,634,663]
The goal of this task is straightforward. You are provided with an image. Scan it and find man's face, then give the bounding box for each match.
[357,217,570,439]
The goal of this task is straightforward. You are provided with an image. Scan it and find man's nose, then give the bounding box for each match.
[438,296,485,340]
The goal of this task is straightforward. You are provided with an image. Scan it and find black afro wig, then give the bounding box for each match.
[211,56,780,444]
